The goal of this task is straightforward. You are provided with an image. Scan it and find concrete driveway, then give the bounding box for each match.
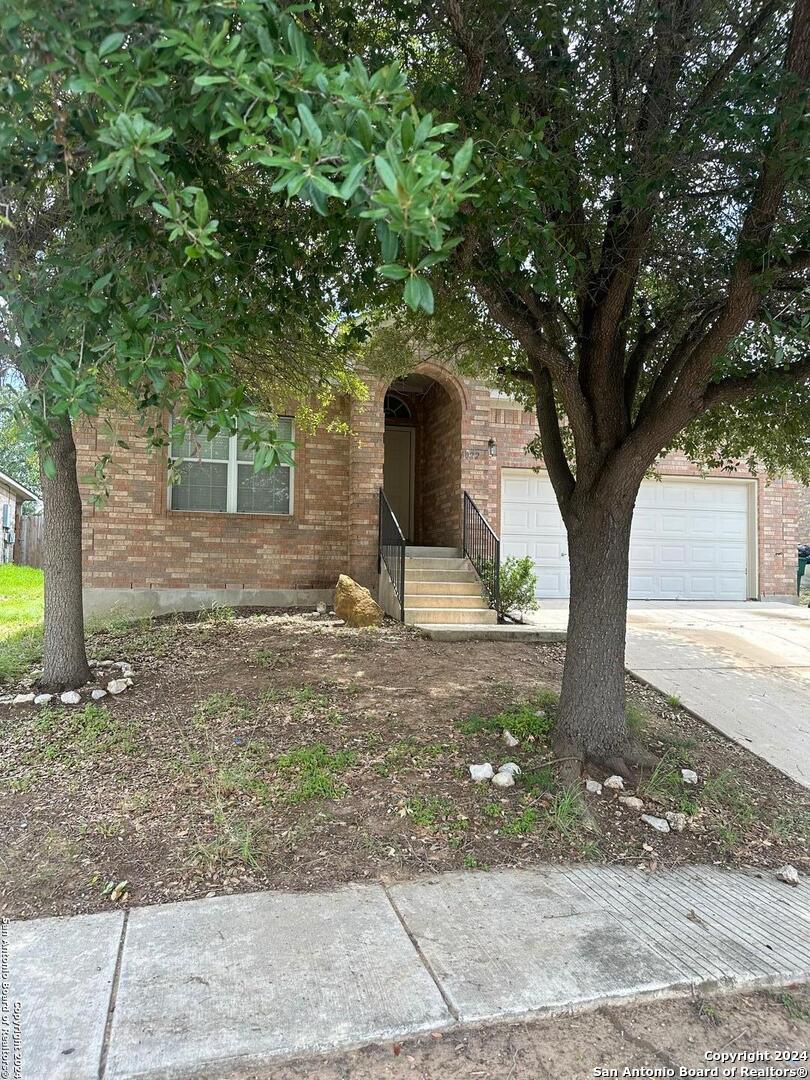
[624,602,810,789]
[529,601,810,789]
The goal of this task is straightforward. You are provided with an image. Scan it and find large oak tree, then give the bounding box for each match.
[319,0,810,774]
[0,0,472,689]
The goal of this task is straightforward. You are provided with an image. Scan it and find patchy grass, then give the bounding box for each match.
[458,691,557,740]
[274,742,356,802]
[0,564,44,685]
[625,701,650,736]
[31,703,138,759]
[1,610,808,919]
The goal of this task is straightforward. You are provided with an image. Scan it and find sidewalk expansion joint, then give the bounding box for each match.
[98,909,129,1080]
[381,883,460,1022]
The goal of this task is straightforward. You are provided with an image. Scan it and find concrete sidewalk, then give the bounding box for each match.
[6,865,809,1080]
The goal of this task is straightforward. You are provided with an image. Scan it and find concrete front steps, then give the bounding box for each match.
[403,547,497,626]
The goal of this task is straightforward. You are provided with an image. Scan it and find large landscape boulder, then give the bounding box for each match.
[334,574,384,628]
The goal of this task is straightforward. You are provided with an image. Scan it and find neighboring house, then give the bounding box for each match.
[75,363,800,620]
[799,486,810,544]
[0,469,38,564]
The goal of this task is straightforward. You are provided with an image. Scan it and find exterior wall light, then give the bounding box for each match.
[488,437,497,457]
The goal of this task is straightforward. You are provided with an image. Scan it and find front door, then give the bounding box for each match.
[383,427,414,540]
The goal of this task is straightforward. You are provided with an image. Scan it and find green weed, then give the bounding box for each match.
[504,807,539,836]
[403,795,452,828]
[33,704,138,758]
[545,784,589,840]
[458,690,557,740]
[274,742,355,802]
[625,702,649,735]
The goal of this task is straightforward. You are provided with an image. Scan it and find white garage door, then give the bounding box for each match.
[500,471,753,601]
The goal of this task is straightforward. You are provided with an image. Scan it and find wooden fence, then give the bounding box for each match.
[16,513,43,568]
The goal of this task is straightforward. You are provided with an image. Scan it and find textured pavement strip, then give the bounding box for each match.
[5,867,810,1080]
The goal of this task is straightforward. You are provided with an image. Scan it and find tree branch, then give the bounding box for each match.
[703,354,810,408]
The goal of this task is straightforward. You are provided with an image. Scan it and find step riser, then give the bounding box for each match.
[404,608,498,625]
[405,569,479,582]
[408,581,483,596]
[405,547,461,558]
[405,558,469,571]
[405,595,489,609]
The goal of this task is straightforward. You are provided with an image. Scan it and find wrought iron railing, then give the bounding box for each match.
[379,488,406,621]
[462,490,501,617]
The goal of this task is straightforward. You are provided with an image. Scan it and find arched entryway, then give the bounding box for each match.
[382,371,463,546]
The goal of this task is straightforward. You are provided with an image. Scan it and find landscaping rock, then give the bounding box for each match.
[585,779,602,795]
[12,693,35,706]
[603,774,624,791]
[316,602,328,615]
[619,796,644,811]
[641,814,670,833]
[107,679,129,695]
[33,693,53,706]
[776,864,800,887]
[334,574,384,628]
[502,730,519,748]
[665,811,688,832]
[91,689,108,701]
[681,769,699,785]
[491,771,515,789]
[469,763,494,782]
[60,691,81,705]
[498,762,521,777]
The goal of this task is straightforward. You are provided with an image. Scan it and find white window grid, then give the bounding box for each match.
[168,418,295,516]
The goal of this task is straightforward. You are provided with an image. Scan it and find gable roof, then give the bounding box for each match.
[0,468,38,502]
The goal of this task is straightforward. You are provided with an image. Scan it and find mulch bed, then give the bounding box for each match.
[1,610,808,919]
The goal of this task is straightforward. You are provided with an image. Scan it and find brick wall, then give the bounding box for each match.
[76,370,800,603]
[414,381,461,546]
[76,405,351,593]
[798,486,810,544]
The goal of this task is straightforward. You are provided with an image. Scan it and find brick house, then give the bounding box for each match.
[76,362,800,621]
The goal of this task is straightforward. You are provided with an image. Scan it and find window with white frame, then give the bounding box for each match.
[169,417,294,515]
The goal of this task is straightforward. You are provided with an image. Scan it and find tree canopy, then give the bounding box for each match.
[0,0,476,471]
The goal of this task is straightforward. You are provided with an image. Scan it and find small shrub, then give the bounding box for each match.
[497,556,539,620]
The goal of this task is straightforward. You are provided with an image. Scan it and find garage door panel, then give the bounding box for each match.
[501,471,751,601]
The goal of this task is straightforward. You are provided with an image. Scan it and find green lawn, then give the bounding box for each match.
[0,564,44,685]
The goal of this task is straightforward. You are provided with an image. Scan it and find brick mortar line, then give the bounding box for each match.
[380,884,461,1023]
[97,909,129,1080]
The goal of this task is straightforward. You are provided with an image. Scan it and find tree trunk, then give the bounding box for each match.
[39,415,92,692]
[555,491,648,774]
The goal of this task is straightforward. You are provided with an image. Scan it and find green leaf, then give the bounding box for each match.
[403,276,434,314]
[42,457,57,480]
[98,32,125,58]
[194,190,209,228]
[374,156,399,196]
[452,138,474,177]
[338,161,366,200]
[378,264,409,280]
[297,103,322,147]
[193,74,229,87]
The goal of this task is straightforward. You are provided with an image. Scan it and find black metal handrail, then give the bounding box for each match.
[379,488,406,621]
[462,490,501,617]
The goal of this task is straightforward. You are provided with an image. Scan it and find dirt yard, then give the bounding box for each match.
[232,987,810,1080]
[1,609,808,918]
